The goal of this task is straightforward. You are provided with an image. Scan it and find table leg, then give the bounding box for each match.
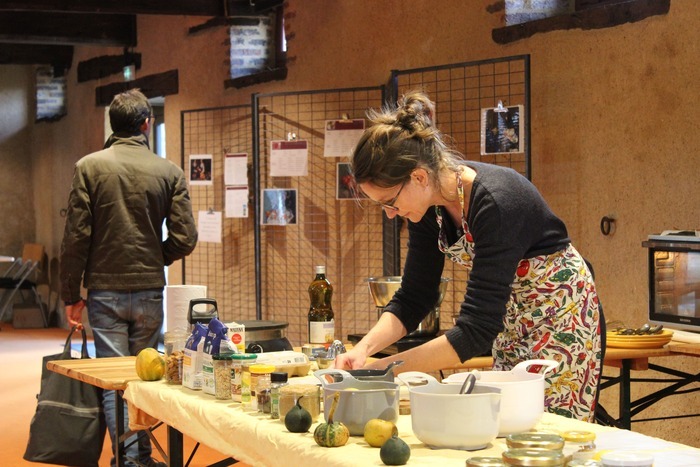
[168,425,184,467]
[115,390,125,467]
[619,359,632,430]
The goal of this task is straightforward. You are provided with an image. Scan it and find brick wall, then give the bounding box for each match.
[229,16,275,78]
[35,67,66,121]
[506,0,574,25]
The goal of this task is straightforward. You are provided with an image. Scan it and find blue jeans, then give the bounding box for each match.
[87,288,164,467]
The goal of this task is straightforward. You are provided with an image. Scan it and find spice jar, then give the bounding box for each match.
[502,448,566,467]
[278,384,321,422]
[269,372,289,419]
[213,353,234,400]
[506,433,565,452]
[249,363,275,412]
[231,354,257,402]
[561,431,596,462]
[164,330,188,384]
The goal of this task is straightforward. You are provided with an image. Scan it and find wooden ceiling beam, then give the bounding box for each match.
[0,11,136,47]
[95,69,178,107]
[0,43,73,68]
[78,52,142,83]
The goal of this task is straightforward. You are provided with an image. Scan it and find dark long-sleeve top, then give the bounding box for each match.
[60,133,198,303]
[384,161,570,362]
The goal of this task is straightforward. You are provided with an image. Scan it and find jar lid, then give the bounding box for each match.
[506,432,565,451]
[561,430,596,443]
[231,353,258,361]
[502,448,566,466]
[271,371,288,383]
[212,353,234,360]
[599,451,653,466]
[466,456,505,466]
[249,363,276,374]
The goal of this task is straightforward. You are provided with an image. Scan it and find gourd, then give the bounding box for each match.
[313,392,349,447]
[380,434,411,465]
[135,348,165,381]
[284,396,313,433]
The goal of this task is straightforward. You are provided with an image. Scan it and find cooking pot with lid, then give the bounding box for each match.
[237,320,293,353]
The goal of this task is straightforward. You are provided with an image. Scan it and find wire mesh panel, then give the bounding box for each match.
[181,105,256,322]
[253,87,386,346]
[390,55,531,332]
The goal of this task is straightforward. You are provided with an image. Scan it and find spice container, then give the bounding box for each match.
[561,431,596,462]
[249,363,275,411]
[269,372,289,419]
[278,384,321,422]
[566,460,601,467]
[213,353,234,400]
[467,457,506,466]
[231,354,257,402]
[164,330,188,384]
[506,433,565,451]
[502,448,566,467]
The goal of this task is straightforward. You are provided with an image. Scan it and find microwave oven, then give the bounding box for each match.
[643,231,700,333]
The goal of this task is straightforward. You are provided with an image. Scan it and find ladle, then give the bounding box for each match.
[459,372,477,395]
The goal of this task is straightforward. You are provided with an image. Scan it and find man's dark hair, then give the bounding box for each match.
[108,89,152,135]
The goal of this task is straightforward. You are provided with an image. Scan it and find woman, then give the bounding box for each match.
[335,90,603,422]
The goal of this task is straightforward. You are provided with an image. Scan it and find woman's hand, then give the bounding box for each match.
[334,348,369,370]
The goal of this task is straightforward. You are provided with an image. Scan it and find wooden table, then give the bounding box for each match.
[46,356,140,467]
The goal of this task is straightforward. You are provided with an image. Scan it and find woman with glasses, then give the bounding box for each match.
[335,90,603,422]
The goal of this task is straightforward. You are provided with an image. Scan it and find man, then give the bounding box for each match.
[60,89,198,467]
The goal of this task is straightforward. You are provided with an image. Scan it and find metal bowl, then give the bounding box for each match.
[366,276,450,308]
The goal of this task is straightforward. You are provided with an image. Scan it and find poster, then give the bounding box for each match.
[270,140,308,177]
[324,119,365,157]
[189,155,213,185]
[481,104,524,155]
[261,188,297,225]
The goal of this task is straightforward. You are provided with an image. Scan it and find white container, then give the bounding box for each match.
[314,369,399,436]
[443,359,559,436]
[397,371,501,451]
[600,452,653,467]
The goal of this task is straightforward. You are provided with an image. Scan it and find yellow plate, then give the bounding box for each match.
[606,331,673,349]
[606,330,673,340]
[605,339,671,349]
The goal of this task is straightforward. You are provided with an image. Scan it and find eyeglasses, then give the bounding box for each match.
[378,181,406,211]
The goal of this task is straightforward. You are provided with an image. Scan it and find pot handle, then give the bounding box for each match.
[314,368,357,386]
[512,359,560,375]
[396,371,441,390]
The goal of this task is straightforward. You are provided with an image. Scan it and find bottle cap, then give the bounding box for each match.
[249,363,276,374]
[271,372,288,383]
[314,265,326,274]
[561,430,596,443]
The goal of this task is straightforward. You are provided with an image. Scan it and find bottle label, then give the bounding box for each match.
[309,320,335,344]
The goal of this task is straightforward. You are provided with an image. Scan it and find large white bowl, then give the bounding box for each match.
[443,359,559,436]
[314,369,400,436]
[397,372,501,451]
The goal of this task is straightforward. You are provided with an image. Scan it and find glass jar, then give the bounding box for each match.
[561,431,596,462]
[231,354,257,402]
[213,353,234,400]
[163,330,188,384]
[278,384,321,422]
[467,457,506,466]
[249,363,275,412]
[566,460,602,467]
[503,448,566,467]
[269,371,289,419]
[506,433,565,451]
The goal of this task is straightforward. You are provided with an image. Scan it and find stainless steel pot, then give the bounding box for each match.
[366,276,450,337]
[237,320,293,352]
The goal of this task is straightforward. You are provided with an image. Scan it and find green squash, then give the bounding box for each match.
[313,392,349,447]
[284,396,313,433]
[380,434,411,465]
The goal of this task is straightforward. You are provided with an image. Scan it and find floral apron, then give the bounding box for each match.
[435,172,603,422]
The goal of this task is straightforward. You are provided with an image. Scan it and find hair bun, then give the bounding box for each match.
[395,91,435,133]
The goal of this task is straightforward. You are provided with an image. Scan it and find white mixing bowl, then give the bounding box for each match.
[443,359,559,436]
[397,372,502,450]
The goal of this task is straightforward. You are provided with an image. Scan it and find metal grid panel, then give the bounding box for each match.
[391,55,531,331]
[254,87,386,346]
[181,105,257,322]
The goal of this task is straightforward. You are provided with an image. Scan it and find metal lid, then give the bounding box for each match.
[466,456,505,466]
[315,265,326,274]
[561,430,596,443]
[271,371,288,383]
[502,448,565,466]
[231,353,258,361]
[506,433,565,450]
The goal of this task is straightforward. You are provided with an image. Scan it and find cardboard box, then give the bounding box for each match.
[12,304,46,329]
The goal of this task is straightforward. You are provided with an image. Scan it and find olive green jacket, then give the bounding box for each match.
[60,134,198,303]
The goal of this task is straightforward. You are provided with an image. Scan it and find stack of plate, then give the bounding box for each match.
[606,330,674,349]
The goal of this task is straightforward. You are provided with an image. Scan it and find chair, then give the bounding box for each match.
[0,243,48,327]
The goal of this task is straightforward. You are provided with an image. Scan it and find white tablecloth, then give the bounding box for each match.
[124,380,700,467]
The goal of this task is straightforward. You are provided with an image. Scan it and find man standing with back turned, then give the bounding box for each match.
[60,89,198,467]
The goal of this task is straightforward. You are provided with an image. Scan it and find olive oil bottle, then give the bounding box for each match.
[307,265,335,344]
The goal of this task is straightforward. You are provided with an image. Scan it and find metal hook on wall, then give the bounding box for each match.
[600,215,616,236]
